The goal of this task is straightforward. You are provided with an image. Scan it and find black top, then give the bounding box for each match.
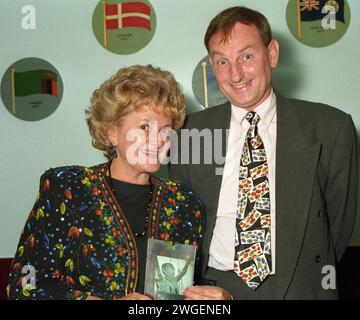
[107,177,151,294]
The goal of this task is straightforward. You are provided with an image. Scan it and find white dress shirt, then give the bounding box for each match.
[208,90,277,274]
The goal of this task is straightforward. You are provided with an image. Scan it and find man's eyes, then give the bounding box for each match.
[215,54,253,66]
[243,54,253,61]
[216,60,228,66]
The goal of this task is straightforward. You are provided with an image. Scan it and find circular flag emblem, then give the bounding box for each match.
[192,56,227,109]
[1,57,63,121]
[92,0,157,55]
[286,0,351,47]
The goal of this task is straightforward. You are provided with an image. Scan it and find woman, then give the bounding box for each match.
[7,65,206,300]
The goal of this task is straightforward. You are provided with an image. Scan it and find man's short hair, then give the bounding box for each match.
[204,6,273,51]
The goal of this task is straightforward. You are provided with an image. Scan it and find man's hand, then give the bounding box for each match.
[183,285,233,300]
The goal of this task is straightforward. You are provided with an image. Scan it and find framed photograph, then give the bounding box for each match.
[144,238,196,300]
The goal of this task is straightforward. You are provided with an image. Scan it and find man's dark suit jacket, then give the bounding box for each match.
[169,94,358,299]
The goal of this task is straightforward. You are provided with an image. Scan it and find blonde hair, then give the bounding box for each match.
[86,64,186,159]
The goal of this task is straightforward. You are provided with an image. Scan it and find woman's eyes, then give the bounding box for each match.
[160,129,172,140]
[139,125,172,140]
[140,124,149,131]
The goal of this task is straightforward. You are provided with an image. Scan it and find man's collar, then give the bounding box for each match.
[231,89,277,129]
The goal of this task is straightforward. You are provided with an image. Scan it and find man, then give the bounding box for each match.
[170,6,358,299]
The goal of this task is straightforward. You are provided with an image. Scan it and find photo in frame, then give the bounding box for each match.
[144,239,196,300]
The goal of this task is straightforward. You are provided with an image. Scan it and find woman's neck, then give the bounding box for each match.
[108,159,150,185]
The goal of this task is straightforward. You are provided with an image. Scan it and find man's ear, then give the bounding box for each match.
[268,39,280,68]
[107,125,118,146]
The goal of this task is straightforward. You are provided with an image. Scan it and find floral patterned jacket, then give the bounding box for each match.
[7,163,205,300]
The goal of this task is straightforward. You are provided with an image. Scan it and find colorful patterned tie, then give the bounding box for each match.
[234,111,271,290]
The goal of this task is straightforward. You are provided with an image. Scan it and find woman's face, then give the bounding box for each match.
[108,106,173,179]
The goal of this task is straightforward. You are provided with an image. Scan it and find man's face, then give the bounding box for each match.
[208,22,279,110]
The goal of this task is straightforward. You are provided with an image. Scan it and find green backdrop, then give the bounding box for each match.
[0,0,359,257]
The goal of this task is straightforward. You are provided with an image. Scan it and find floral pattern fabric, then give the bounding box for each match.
[7,162,205,300]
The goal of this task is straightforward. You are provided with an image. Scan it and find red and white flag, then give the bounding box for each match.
[105,1,151,31]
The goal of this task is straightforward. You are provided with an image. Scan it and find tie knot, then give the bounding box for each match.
[245,112,260,126]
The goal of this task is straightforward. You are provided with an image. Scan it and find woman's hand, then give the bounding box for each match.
[86,295,102,300]
[183,285,233,300]
[86,292,153,300]
[117,292,153,300]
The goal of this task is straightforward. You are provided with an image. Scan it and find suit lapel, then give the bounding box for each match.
[275,95,321,298]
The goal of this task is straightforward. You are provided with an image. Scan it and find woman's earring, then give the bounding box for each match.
[112,145,118,158]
